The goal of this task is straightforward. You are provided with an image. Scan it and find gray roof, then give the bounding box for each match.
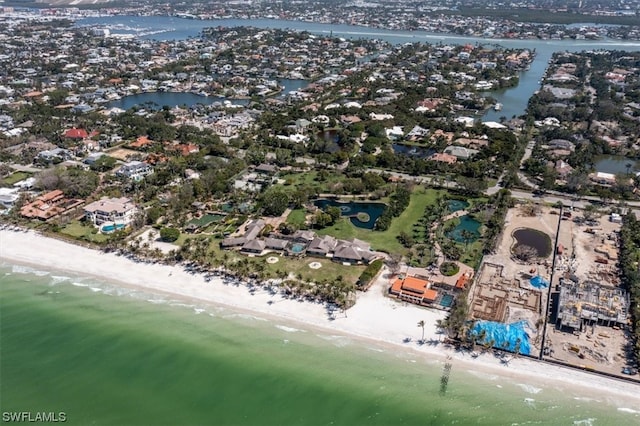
[221,237,246,247]
[242,239,266,252]
[333,245,362,261]
[265,237,289,250]
[245,219,266,241]
[293,230,315,242]
[308,235,337,254]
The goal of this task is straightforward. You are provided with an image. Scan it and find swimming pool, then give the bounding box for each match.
[101,223,125,233]
[439,294,454,308]
[529,275,549,289]
[290,243,306,254]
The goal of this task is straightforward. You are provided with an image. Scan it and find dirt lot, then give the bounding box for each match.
[544,322,634,377]
[470,202,559,353]
[543,209,633,379]
[485,202,559,281]
[105,148,142,161]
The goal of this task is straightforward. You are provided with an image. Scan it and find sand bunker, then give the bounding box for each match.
[308,261,322,269]
[266,256,279,264]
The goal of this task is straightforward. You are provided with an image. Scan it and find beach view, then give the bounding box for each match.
[2,1,640,424]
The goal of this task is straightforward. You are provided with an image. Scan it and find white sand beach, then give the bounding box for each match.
[1,229,639,408]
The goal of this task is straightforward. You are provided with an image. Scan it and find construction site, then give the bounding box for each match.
[544,208,633,377]
[469,202,558,355]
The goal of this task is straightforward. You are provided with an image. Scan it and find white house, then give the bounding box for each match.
[84,197,136,227]
[116,161,153,181]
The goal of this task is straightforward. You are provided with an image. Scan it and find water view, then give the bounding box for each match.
[594,155,640,175]
[392,143,435,158]
[106,79,307,110]
[512,228,553,258]
[447,199,470,213]
[106,91,249,110]
[3,265,637,425]
[76,16,640,120]
[314,199,386,229]
[447,215,481,243]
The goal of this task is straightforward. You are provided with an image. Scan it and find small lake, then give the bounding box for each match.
[392,143,435,158]
[447,199,469,213]
[315,129,342,153]
[447,215,481,243]
[314,199,386,229]
[594,155,640,175]
[107,91,250,110]
[512,228,552,258]
[279,79,308,95]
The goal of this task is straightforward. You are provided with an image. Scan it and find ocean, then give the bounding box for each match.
[1,263,638,426]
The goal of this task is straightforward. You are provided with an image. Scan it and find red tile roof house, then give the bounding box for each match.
[389,276,438,307]
[176,143,200,157]
[129,136,154,149]
[20,190,84,220]
[64,128,89,139]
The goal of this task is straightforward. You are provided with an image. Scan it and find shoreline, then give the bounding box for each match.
[1,229,639,408]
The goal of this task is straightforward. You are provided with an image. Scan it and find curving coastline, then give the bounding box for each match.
[1,228,639,409]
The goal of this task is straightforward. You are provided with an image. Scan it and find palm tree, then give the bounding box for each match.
[461,229,474,249]
[417,320,425,343]
[513,338,522,360]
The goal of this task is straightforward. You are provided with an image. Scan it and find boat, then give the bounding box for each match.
[493,102,503,111]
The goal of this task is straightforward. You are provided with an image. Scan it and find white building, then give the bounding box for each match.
[84,197,136,227]
[116,161,153,181]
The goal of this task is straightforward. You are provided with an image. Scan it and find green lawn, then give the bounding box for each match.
[1,172,31,187]
[286,209,307,226]
[202,238,364,285]
[317,187,443,254]
[260,256,365,283]
[60,221,109,243]
[460,240,484,269]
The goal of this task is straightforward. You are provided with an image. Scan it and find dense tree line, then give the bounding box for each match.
[481,189,513,254]
[357,260,384,289]
[375,184,412,231]
[619,213,640,369]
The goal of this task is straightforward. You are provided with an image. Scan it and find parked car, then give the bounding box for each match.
[621,367,637,375]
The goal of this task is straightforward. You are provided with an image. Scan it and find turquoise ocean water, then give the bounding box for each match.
[1,263,638,426]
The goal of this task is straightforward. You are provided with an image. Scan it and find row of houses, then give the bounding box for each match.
[18,189,137,230]
[221,219,380,264]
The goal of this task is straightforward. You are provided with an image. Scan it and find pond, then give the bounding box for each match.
[279,79,309,96]
[187,214,225,228]
[512,228,552,258]
[446,215,481,243]
[313,199,386,230]
[106,91,250,110]
[392,143,435,158]
[447,199,469,213]
[594,155,640,175]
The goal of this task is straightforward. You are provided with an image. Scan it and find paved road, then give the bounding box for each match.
[366,167,640,216]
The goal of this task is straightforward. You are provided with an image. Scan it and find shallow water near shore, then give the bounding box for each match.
[1,263,637,425]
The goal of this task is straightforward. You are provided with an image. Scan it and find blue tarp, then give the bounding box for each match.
[471,320,531,355]
[529,275,549,289]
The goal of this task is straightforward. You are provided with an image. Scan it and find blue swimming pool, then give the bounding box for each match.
[439,294,454,308]
[290,243,306,254]
[101,223,125,233]
[529,275,549,289]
